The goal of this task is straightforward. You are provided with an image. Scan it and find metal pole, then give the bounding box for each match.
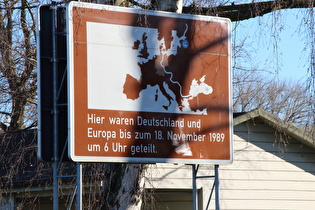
[192,164,198,210]
[76,162,82,210]
[215,165,220,210]
[53,163,59,210]
[51,2,59,210]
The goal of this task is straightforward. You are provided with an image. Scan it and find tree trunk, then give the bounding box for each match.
[101,164,146,210]
[151,0,183,13]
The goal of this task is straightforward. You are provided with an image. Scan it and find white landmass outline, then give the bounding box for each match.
[87,22,213,114]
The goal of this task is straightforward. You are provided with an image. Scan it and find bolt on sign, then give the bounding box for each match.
[67,2,233,164]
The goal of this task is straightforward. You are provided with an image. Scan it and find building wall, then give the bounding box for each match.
[220,122,315,209]
[144,163,212,210]
[145,121,315,209]
[0,197,14,210]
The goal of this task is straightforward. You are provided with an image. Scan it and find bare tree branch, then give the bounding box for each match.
[194,0,314,21]
[125,0,315,21]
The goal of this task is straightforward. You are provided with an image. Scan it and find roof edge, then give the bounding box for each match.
[233,108,315,149]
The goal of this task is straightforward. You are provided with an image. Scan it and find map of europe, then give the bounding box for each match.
[122,25,213,115]
[87,22,213,114]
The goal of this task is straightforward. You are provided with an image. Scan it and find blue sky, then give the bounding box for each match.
[233,8,311,82]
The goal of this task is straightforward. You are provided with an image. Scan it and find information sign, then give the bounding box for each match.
[67,2,233,163]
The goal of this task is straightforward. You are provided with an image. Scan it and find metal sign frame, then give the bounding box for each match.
[37,4,69,162]
[67,2,233,164]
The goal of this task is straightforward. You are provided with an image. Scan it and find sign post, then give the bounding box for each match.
[67,2,233,164]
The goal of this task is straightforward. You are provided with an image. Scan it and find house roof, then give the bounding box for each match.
[0,130,77,191]
[233,108,315,149]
